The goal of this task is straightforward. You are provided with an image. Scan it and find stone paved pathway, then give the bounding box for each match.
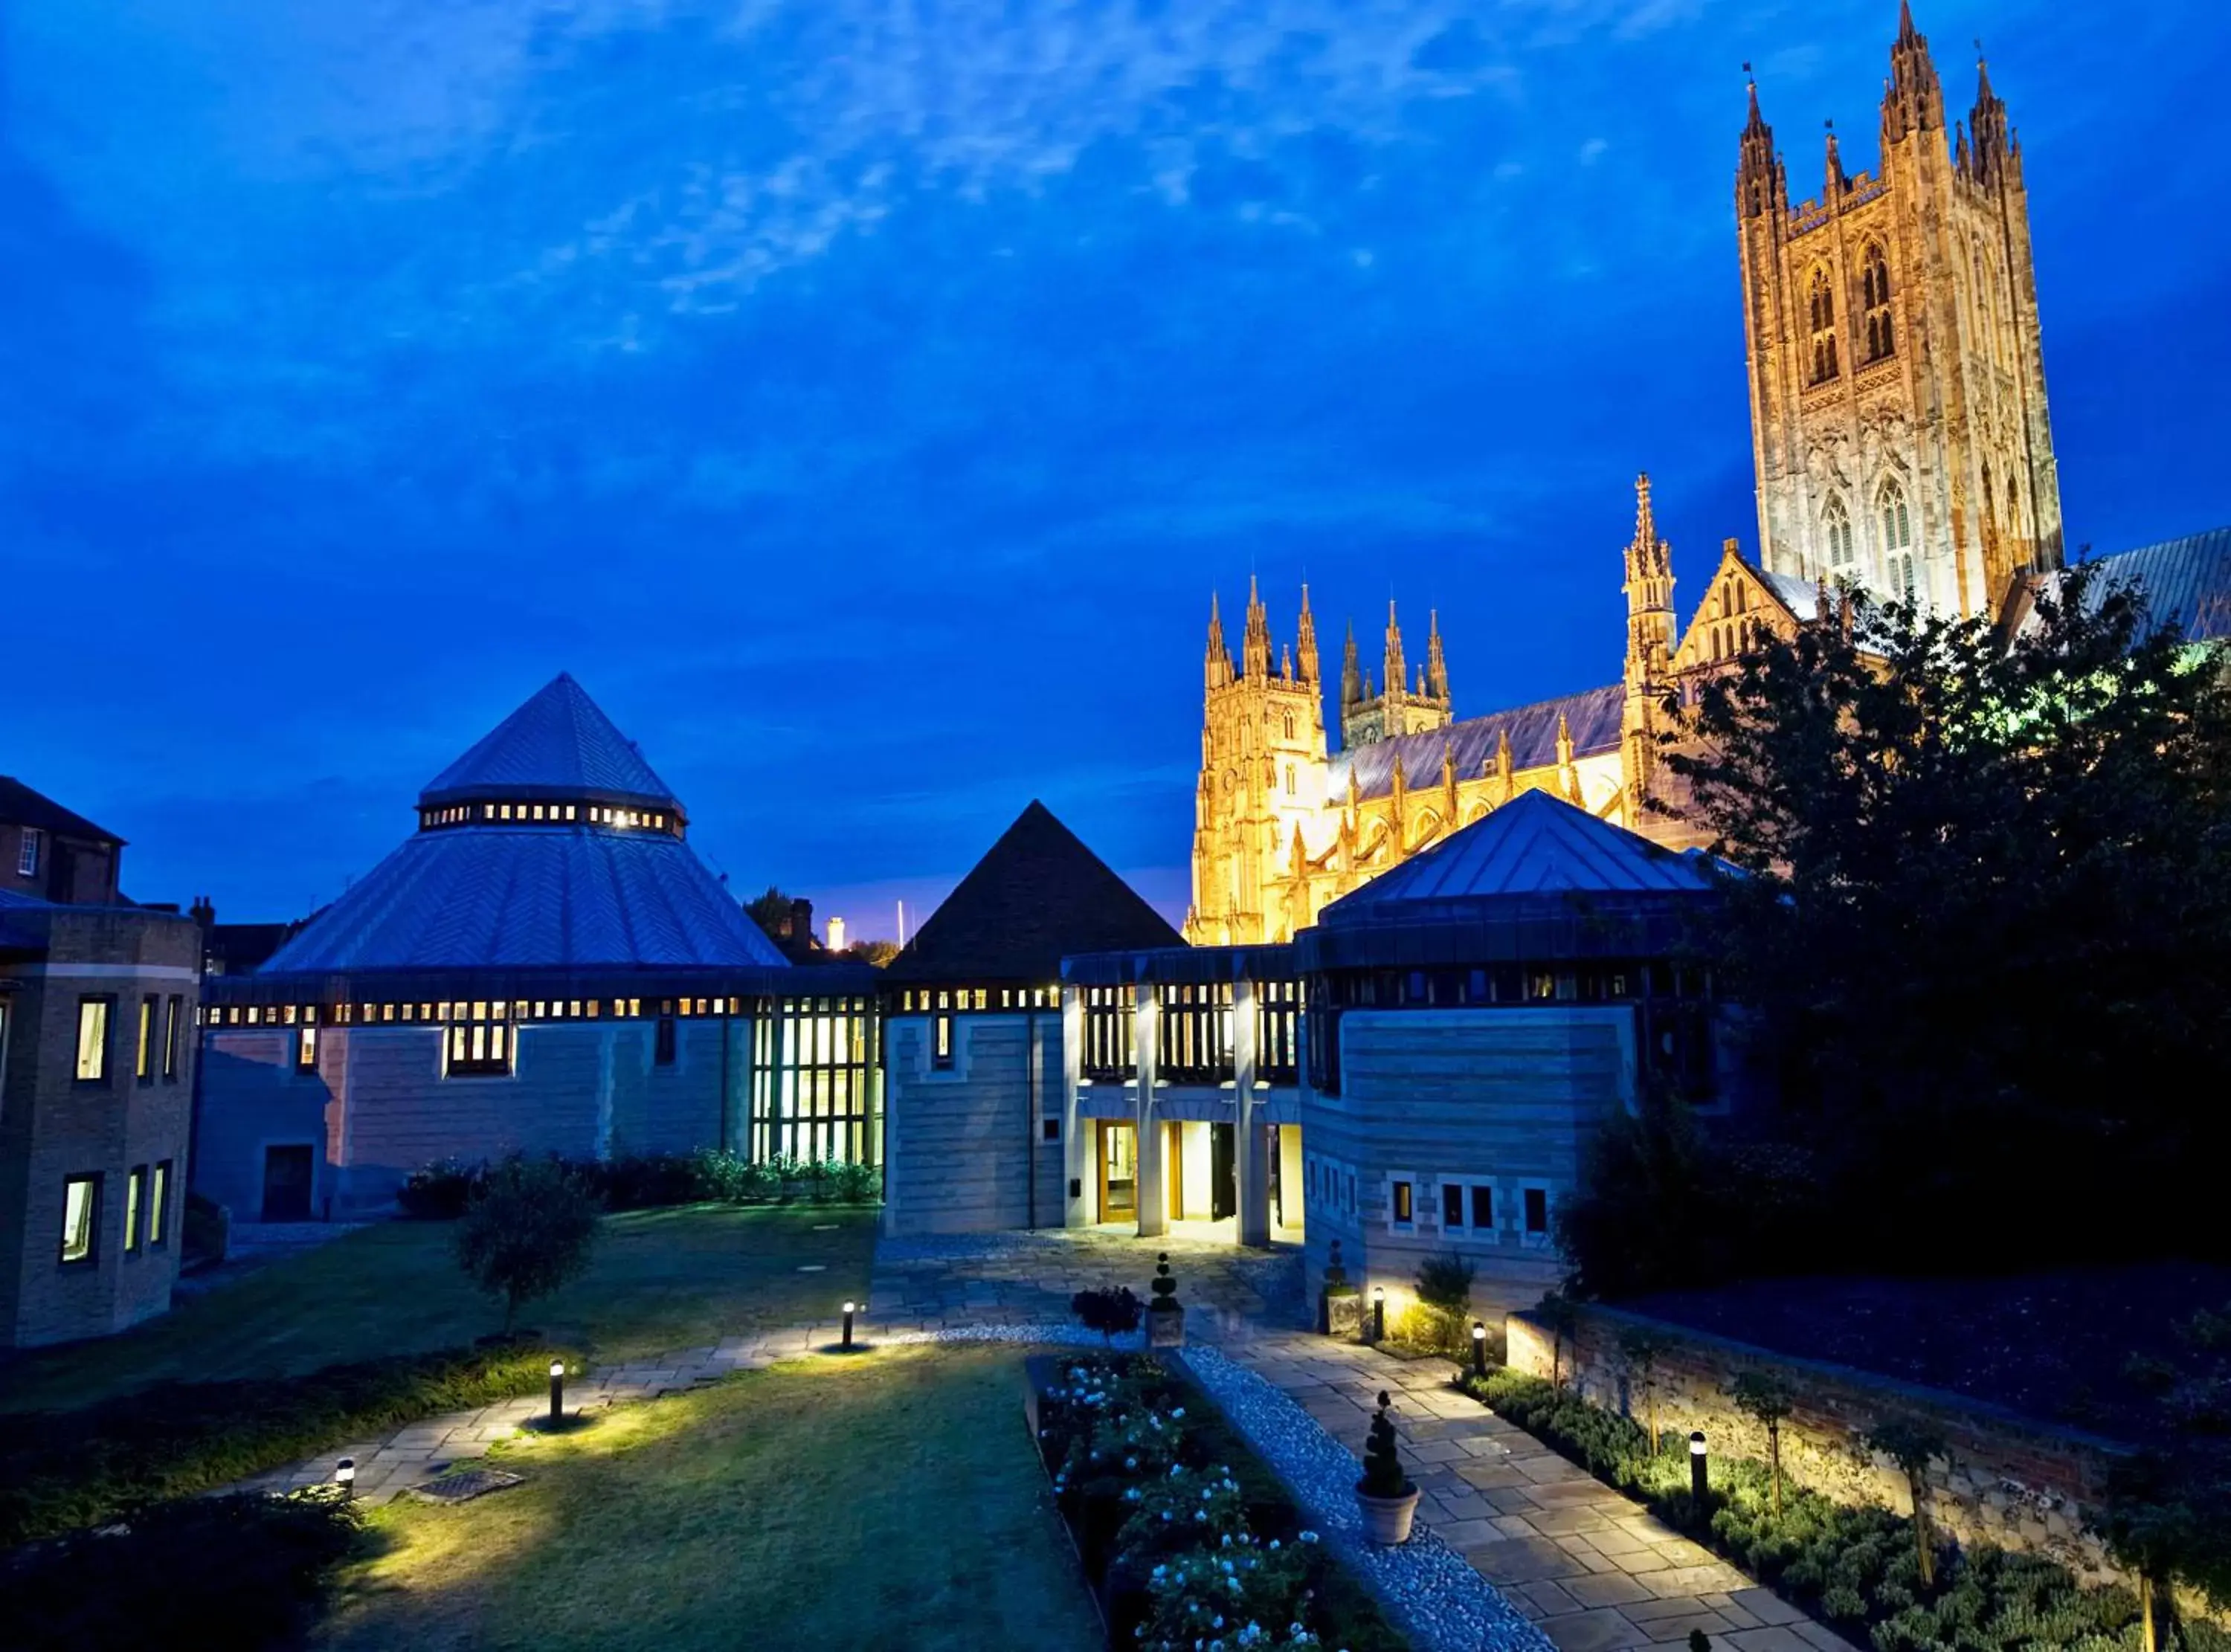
[1223,1334,1861,1652]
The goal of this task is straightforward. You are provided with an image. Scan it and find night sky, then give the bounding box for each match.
[7,2,2226,940]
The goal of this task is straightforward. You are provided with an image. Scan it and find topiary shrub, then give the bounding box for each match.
[454,1157,602,1335]
[1358,1390,1412,1499]
[1148,1252,1180,1314]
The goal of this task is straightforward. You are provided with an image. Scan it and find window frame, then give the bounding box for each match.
[125,1165,146,1254]
[162,996,183,1082]
[16,825,41,878]
[931,1010,954,1071]
[297,1023,319,1073]
[443,1002,515,1079]
[74,996,114,1084]
[654,1012,677,1067]
[60,1173,101,1266]
[1386,1173,1417,1233]
[148,1161,172,1250]
[136,995,158,1084]
[1521,1184,1553,1248]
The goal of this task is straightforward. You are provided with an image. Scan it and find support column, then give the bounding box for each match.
[1060,986,1087,1228]
[1233,977,1272,1248]
[1133,981,1165,1238]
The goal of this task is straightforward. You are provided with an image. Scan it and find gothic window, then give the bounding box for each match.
[1807,267,1840,384]
[1282,710,1295,740]
[1861,243,1893,364]
[1877,480,1916,602]
[1972,239,2000,367]
[1823,495,1855,573]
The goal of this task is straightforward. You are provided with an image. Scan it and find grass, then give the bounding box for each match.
[318,1344,1103,1652]
[0,1204,878,1414]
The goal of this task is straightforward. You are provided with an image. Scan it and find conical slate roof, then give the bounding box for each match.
[887,801,1184,983]
[256,676,785,975]
[1322,790,1719,922]
[420,673,680,815]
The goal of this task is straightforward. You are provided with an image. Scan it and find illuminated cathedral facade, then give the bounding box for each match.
[1187,6,2067,946]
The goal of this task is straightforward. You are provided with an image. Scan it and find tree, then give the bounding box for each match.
[842,939,901,967]
[744,885,796,940]
[1728,1371,1796,1520]
[454,1158,602,1335]
[1864,1418,1948,1590]
[1655,567,2231,1276]
[1619,1327,1673,1457]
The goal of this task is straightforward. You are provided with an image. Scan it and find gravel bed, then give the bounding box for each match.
[883,1321,1145,1350]
[1180,1343,1554,1652]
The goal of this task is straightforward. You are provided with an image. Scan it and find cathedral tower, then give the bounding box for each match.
[1736,4,2062,620]
[1339,602,1453,747]
[1186,581,1330,945]
[1619,474,1677,817]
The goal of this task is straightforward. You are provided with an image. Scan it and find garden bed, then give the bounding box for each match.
[1461,1369,2230,1652]
[1028,1351,1409,1652]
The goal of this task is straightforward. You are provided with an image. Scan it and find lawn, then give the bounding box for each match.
[0,1204,878,1414]
[318,1344,1102,1652]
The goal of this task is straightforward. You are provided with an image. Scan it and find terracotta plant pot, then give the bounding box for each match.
[1355,1482,1421,1545]
[1146,1303,1185,1348]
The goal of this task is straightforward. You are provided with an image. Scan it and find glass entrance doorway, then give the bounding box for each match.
[1098,1122,1137,1222]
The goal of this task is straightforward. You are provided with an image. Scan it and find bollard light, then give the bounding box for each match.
[550,1359,566,1426]
[1371,1285,1386,1344]
[1472,1320,1489,1378]
[1690,1430,1709,1501]
[335,1457,356,1500]
[841,1300,857,1351]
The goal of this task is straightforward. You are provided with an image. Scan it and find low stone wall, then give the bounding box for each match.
[1504,1301,2131,1587]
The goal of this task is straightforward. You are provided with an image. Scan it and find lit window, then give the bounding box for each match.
[298,1025,318,1071]
[148,1162,170,1248]
[163,997,181,1080]
[1391,1178,1413,1226]
[933,1012,954,1071]
[125,1167,144,1253]
[1877,479,1916,602]
[136,996,157,1082]
[75,998,111,1082]
[16,826,40,878]
[61,1175,100,1264]
[445,1010,513,1077]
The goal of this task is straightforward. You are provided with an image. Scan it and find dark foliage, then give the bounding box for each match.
[1359,1390,1412,1499]
[1568,568,2231,1292]
[1148,1251,1180,1313]
[0,1343,571,1548]
[399,1149,878,1219]
[1464,1369,2231,1652]
[1071,1285,1144,1343]
[1415,1253,1476,1314]
[455,1157,602,1334]
[3,1492,362,1652]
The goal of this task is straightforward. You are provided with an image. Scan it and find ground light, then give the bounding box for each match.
[335,1457,356,1500]
[550,1360,566,1427]
[1690,1430,1709,1500]
[841,1301,856,1350]
[1471,1320,1489,1377]
[1371,1285,1385,1343]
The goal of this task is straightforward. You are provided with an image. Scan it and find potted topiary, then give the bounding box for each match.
[1356,1390,1420,1543]
[1145,1252,1185,1348]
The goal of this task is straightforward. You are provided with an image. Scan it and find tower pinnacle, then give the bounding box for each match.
[1204,593,1233,690]
[1341,622,1362,709]
[1242,574,1272,678]
[1297,583,1321,683]
[1426,610,1449,702]
[1382,601,1407,710]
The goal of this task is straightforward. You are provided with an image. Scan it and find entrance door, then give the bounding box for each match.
[261,1144,314,1222]
[1210,1123,1236,1222]
[1097,1123,1136,1223]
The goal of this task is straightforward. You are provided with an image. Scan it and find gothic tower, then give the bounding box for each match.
[1619,474,1677,818]
[1736,3,2062,621]
[1186,581,1331,945]
[1339,602,1453,747]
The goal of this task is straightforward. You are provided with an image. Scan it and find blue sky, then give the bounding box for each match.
[6,1,2226,938]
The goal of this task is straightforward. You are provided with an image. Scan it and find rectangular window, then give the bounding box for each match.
[16,826,41,877]
[61,1175,100,1264]
[125,1167,145,1253]
[74,997,112,1082]
[932,1013,953,1071]
[297,1025,318,1071]
[1472,1184,1494,1232]
[1524,1187,1549,1237]
[1391,1178,1413,1226]
[163,996,182,1080]
[1443,1183,1464,1229]
[136,996,157,1082]
[148,1161,171,1249]
[654,1014,677,1066]
[445,1013,513,1077]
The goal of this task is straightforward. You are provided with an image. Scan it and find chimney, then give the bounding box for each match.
[790,897,814,943]
[826,914,847,952]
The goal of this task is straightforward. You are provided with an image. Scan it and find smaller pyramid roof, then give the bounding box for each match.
[420,674,681,815]
[888,801,1184,984]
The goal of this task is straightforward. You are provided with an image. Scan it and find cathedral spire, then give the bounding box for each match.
[1296,583,1321,684]
[1968,44,2011,187]
[1426,610,1449,702]
[1204,593,1233,690]
[1882,0,1943,141]
[1341,622,1363,708]
[1382,601,1408,709]
[1736,64,1783,219]
[1242,574,1273,679]
[1824,119,1847,200]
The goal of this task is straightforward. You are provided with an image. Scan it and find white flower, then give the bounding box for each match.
[1298,1530,1319,1543]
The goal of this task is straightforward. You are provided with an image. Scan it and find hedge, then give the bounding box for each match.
[1035,1352,1407,1652]
[398,1149,880,1219]
[0,1341,575,1549]
[1462,1369,2230,1652]
[2,1491,362,1651]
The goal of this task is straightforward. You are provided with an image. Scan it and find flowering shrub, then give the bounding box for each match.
[1032,1353,1403,1652]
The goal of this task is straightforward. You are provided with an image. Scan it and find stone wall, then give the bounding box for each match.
[883,1012,1065,1236]
[1505,1301,2129,1587]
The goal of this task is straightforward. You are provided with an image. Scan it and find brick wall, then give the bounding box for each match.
[1506,1301,2129,1586]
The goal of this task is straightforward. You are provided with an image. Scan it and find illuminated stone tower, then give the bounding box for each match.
[1736,3,2062,619]
[1185,581,1331,945]
[1339,602,1452,748]
[1619,474,1677,819]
